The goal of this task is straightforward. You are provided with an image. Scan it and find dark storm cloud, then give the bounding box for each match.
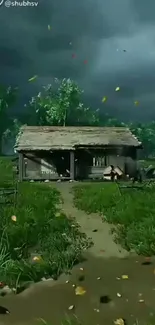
[131,0,155,25]
[0,0,155,121]
[0,46,33,68]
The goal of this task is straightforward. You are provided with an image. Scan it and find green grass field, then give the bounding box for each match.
[0,157,154,325]
[73,180,155,256]
[0,157,89,289]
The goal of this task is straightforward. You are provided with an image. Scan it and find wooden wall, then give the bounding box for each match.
[22,151,65,180]
[23,151,70,180]
[75,147,137,179]
[19,147,138,181]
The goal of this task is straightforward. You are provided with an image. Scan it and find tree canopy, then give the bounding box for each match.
[25,79,99,126]
[0,85,18,152]
[1,79,155,158]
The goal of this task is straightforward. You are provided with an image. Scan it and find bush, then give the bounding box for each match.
[73,183,155,256]
[0,157,90,288]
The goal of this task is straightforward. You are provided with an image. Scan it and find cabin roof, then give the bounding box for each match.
[14,126,142,151]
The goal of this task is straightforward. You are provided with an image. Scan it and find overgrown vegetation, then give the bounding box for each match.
[2,79,155,158]
[73,182,155,256]
[0,157,90,289]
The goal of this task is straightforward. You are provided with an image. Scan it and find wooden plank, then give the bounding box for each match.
[0,186,18,205]
[70,151,75,180]
[22,176,71,181]
[19,153,23,182]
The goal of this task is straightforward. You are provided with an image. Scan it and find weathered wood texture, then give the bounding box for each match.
[19,147,138,181]
[15,126,142,151]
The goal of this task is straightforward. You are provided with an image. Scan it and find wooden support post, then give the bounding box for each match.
[19,152,23,182]
[70,151,75,180]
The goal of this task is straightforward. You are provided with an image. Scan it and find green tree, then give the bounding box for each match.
[3,118,22,141]
[130,122,155,158]
[2,119,22,155]
[25,78,99,126]
[102,117,125,127]
[15,75,155,158]
[0,85,18,153]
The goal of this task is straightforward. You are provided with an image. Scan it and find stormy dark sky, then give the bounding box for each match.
[1,0,155,122]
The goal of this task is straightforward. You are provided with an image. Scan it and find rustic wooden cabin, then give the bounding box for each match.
[14,126,142,181]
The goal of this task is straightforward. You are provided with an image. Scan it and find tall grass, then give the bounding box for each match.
[0,157,90,288]
[73,182,155,255]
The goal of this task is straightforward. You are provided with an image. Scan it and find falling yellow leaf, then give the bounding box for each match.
[102,96,107,103]
[48,25,51,31]
[11,215,17,222]
[114,319,125,325]
[121,275,128,279]
[75,286,86,296]
[134,100,139,106]
[55,212,61,217]
[115,87,120,91]
[33,256,41,262]
[28,75,38,82]
[80,267,84,271]
[68,305,74,310]
[139,299,144,303]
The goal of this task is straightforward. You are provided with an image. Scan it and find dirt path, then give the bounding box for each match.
[56,182,129,258]
[1,254,155,325]
[1,182,155,325]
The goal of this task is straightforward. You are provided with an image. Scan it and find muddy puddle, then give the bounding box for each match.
[0,254,155,325]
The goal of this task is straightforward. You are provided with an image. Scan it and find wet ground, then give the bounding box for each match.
[0,183,154,325]
[1,254,155,325]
